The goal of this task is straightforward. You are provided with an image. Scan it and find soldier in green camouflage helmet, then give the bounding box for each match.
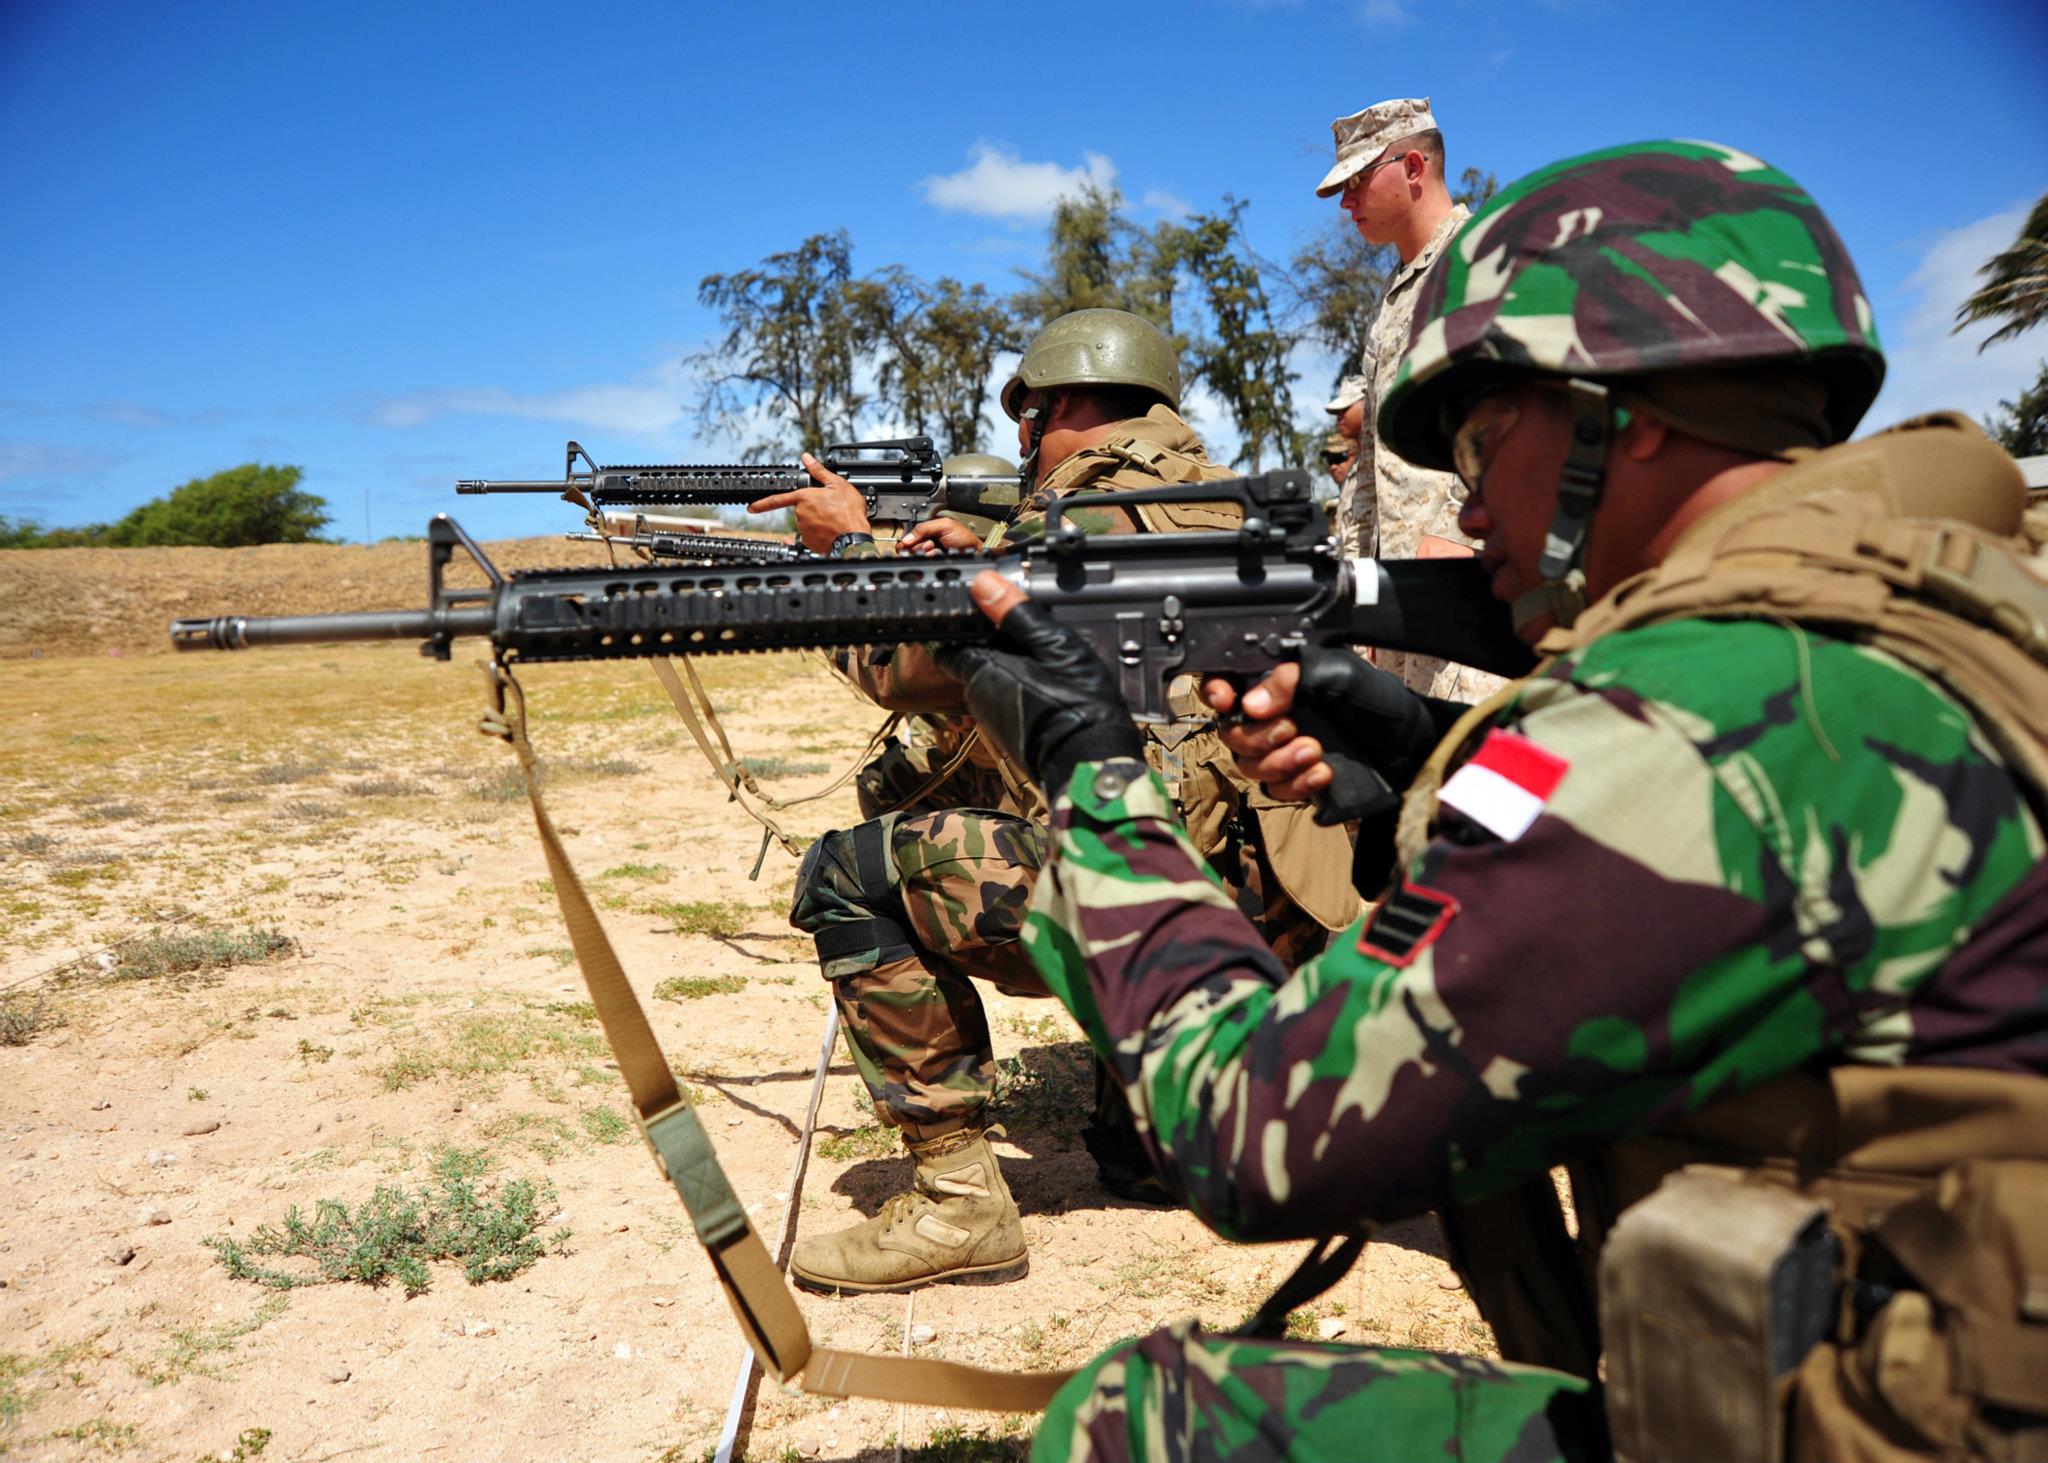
[785,309,1359,1296]
[933,142,2048,1460]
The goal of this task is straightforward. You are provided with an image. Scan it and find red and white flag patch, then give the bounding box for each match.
[1437,730,1569,842]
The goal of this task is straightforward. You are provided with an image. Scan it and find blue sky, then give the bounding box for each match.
[3,0,2044,543]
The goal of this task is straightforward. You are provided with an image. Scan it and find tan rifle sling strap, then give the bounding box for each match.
[477,663,1074,1413]
[579,519,939,872]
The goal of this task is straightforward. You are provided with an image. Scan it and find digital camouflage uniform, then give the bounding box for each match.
[1338,202,1503,705]
[1014,143,2048,1460]
[796,404,1354,1140]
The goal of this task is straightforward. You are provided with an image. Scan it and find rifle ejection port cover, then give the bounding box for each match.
[1350,561,1381,604]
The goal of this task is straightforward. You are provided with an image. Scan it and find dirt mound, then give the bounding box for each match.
[0,535,782,660]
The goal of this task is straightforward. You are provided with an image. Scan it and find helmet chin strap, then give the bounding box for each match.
[1511,378,1610,635]
[1016,391,1058,495]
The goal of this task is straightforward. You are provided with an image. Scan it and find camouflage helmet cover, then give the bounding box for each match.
[998,308,1182,421]
[1378,140,1887,470]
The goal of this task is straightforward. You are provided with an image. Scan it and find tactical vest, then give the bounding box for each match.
[996,408,1364,936]
[1411,415,2048,1461]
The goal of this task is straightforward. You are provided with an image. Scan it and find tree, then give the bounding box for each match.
[1012,184,1174,331]
[0,465,327,548]
[1955,194,2048,350]
[694,232,872,454]
[850,270,1020,455]
[1983,360,2048,458]
[1155,199,1300,470]
[105,463,328,547]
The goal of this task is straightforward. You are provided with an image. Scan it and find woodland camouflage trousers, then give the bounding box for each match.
[853,734,1017,822]
[790,800,1332,1139]
[790,808,1052,1139]
[1033,1320,1603,1463]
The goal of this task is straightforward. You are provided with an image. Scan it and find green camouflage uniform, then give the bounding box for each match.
[792,406,1346,1139]
[1013,143,2048,1460]
[1025,614,2047,1461]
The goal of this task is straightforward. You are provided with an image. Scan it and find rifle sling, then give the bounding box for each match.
[483,663,1075,1413]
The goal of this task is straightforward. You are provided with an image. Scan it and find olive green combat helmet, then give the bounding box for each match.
[940,452,1020,540]
[1376,139,1886,630]
[943,452,1018,477]
[998,308,1182,421]
[999,309,1181,490]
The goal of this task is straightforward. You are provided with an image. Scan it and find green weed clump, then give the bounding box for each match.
[642,898,750,937]
[737,756,827,780]
[375,1001,606,1091]
[344,777,429,798]
[0,991,65,1047]
[206,1145,568,1297]
[817,1125,899,1162]
[0,1352,30,1427]
[102,927,296,985]
[909,1424,1030,1461]
[654,974,745,1002]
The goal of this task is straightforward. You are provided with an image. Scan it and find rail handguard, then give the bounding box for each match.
[456,437,1021,528]
[174,470,1535,728]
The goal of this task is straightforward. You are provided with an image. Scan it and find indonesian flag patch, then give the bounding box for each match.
[1437,730,1569,841]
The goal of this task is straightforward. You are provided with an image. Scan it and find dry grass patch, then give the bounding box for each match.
[376,999,609,1092]
[0,991,66,1047]
[654,974,745,1002]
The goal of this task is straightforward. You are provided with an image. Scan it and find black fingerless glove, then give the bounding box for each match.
[1288,647,1464,825]
[934,598,1144,795]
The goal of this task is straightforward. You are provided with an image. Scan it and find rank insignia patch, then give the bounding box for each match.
[1437,730,1569,842]
[1357,883,1458,966]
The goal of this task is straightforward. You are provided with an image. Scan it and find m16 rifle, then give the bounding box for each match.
[167,468,1542,1418]
[456,437,1022,528]
[562,527,816,565]
[174,468,1533,822]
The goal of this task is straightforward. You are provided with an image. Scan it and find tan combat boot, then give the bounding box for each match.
[789,1127,1027,1294]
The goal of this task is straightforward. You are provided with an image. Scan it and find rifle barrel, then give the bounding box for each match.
[171,606,497,651]
[455,480,573,495]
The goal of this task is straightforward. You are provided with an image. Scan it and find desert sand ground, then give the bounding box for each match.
[0,541,1486,1462]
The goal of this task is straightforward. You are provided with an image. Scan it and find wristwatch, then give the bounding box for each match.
[828,531,877,558]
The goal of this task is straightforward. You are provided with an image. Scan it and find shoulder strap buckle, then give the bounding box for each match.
[1920,527,2048,662]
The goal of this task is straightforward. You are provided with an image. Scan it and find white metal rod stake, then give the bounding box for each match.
[713,1000,842,1463]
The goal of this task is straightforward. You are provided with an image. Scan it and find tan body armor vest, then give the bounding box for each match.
[997,410,1364,934]
[1424,416,2048,1461]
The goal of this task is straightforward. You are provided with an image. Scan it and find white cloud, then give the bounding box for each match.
[1361,0,1415,29]
[1865,202,2046,432]
[1142,189,1195,219]
[0,440,125,487]
[920,143,1118,221]
[371,357,698,442]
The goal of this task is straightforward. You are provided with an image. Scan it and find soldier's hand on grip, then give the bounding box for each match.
[936,572,1144,795]
[899,517,985,556]
[1204,648,1448,824]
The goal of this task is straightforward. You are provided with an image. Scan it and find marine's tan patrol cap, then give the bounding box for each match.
[1314,96,1438,197]
[1324,374,1368,415]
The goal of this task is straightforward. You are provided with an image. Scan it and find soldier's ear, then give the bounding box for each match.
[1619,412,1670,463]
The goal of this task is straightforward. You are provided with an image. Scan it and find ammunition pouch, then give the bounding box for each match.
[1452,1066,2048,1463]
[1600,1167,1838,1463]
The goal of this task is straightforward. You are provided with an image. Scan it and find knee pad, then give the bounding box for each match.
[790,816,914,971]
